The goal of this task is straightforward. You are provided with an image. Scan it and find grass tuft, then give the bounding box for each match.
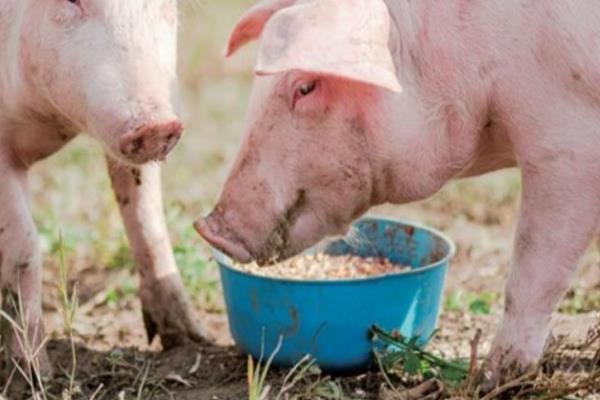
[0,289,50,400]
[247,333,283,400]
[57,231,80,399]
[371,325,470,385]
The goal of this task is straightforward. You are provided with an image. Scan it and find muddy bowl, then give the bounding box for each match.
[213,216,455,374]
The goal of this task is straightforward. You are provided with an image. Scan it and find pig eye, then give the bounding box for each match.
[67,0,81,5]
[292,80,319,109]
[298,81,317,97]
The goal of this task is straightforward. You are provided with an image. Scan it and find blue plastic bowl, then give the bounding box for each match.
[214,216,455,374]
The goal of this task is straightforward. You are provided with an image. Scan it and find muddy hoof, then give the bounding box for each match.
[475,366,500,393]
[475,357,538,395]
[139,273,207,350]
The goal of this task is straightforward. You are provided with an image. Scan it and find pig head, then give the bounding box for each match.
[16,0,182,164]
[196,79,387,264]
[196,0,415,264]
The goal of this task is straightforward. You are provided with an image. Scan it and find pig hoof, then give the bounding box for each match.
[139,274,206,350]
[474,366,501,393]
[142,304,206,349]
[475,351,538,393]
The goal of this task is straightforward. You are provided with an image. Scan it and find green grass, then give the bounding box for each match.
[371,325,470,385]
[105,277,138,308]
[559,286,600,315]
[445,290,499,315]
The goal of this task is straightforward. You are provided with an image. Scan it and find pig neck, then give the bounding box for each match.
[374,0,497,204]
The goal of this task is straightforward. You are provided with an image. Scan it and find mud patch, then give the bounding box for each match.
[131,168,142,186]
[43,340,247,400]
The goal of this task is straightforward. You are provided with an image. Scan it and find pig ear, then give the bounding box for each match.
[255,0,402,93]
[226,0,298,57]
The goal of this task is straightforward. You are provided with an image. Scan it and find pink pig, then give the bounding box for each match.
[196,0,600,383]
[0,0,203,375]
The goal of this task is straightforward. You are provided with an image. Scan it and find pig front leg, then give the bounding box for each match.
[0,158,51,377]
[106,157,205,348]
[484,161,600,384]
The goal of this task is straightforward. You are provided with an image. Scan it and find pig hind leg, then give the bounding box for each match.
[0,158,51,381]
[106,157,205,349]
[483,154,600,386]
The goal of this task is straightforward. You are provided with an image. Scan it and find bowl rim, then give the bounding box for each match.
[212,216,456,285]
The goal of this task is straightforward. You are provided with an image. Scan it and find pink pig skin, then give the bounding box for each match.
[0,0,203,378]
[196,0,600,385]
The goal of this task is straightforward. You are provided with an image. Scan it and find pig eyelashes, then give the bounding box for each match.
[292,80,318,109]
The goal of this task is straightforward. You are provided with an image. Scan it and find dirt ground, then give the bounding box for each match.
[1,1,600,398]
[2,177,600,399]
[3,262,599,399]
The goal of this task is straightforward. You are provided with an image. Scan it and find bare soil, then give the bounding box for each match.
[2,173,600,399]
[3,307,598,399]
[2,249,599,398]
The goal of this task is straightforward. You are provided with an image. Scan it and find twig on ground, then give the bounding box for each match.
[165,372,192,387]
[464,328,483,391]
[88,384,104,400]
[374,350,401,393]
[380,379,441,400]
[188,353,202,375]
[468,329,482,378]
[479,370,537,400]
[152,383,175,400]
[136,362,151,400]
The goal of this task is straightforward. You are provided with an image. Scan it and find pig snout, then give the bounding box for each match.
[119,119,183,164]
[194,212,253,263]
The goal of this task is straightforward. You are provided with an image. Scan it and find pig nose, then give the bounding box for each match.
[119,120,183,164]
[194,213,253,263]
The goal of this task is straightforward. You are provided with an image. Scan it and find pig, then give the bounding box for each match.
[0,0,203,376]
[196,0,600,385]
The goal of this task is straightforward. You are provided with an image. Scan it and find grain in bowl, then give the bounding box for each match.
[234,253,410,280]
